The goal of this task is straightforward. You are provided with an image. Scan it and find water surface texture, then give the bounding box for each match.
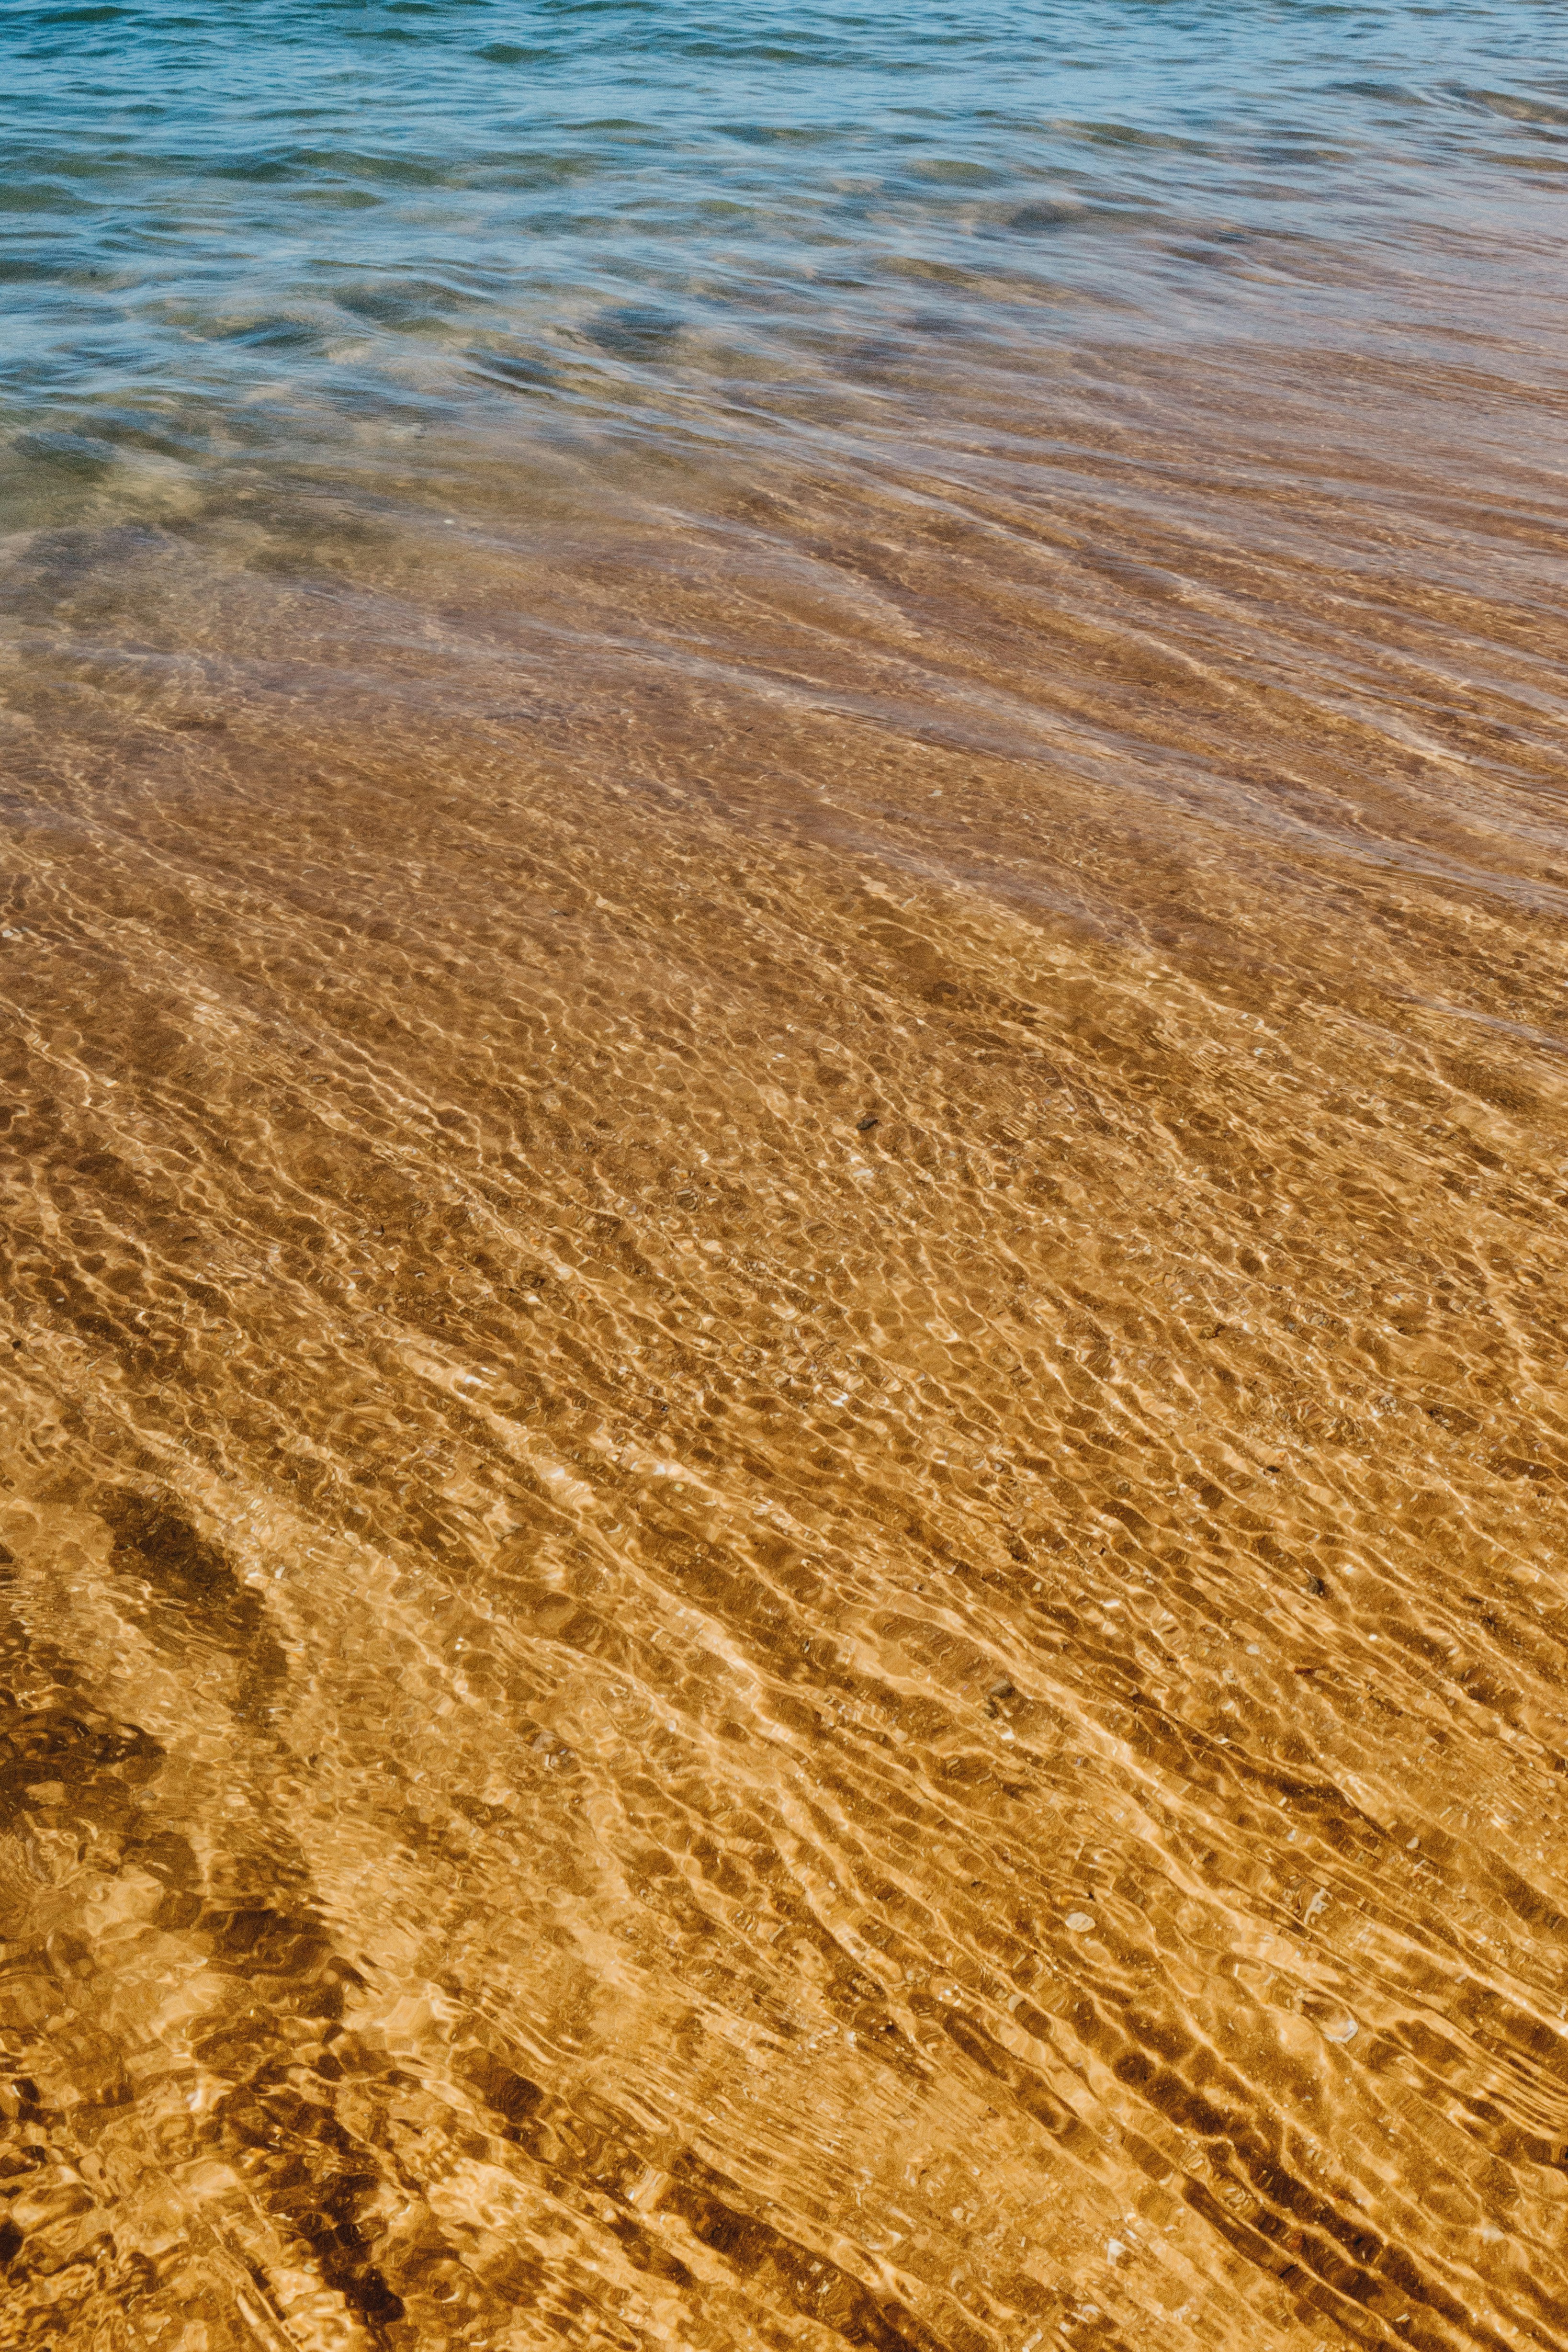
[3,3,1568,2347]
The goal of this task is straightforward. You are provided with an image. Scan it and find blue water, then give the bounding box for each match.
[2,0,1565,521]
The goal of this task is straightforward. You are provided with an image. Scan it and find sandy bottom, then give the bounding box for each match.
[1,343,1567,2350]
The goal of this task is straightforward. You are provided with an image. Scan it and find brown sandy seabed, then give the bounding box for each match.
[0,341,1566,2352]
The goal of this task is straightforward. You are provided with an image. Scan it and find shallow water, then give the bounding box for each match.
[2,3,1568,2347]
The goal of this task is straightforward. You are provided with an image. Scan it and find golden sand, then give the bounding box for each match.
[1,345,1566,2348]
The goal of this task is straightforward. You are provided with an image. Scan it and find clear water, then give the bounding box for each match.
[4,0,1565,521]
[4,9,1568,2351]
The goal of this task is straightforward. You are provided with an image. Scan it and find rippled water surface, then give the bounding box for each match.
[3,2,1568,2346]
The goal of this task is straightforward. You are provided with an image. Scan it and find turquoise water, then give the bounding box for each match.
[3,0,1565,526]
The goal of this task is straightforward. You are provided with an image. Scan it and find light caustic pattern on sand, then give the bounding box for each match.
[1,324,1567,2352]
